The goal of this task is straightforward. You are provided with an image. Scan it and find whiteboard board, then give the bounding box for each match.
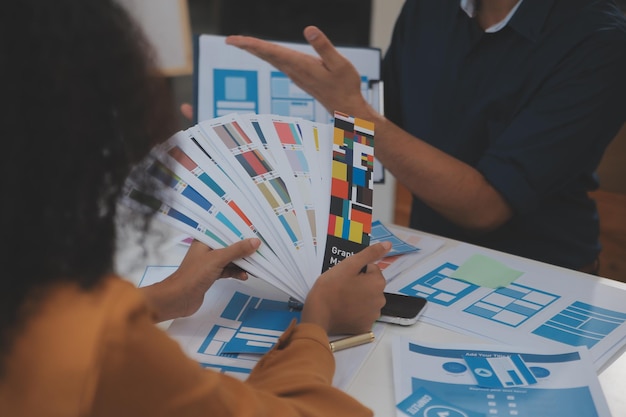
[117,0,193,76]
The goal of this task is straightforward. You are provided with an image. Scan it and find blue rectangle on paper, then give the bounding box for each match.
[532,300,626,347]
[234,153,257,177]
[533,324,601,348]
[296,152,308,170]
[224,76,247,100]
[497,287,527,299]
[397,386,485,417]
[199,172,225,196]
[572,301,626,320]
[258,299,290,311]
[463,355,502,388]
[510,354,537,384]
[553,313,584,328]
[222,336,273,355]
[167,208,198,228]
[342,218,351,240]
[221,309,301,355]
[182,186,212,210]
[353,167,366,186]
[222,292,249,320]
[241,308,300,332]
[507,303,538,317]
[278,215,297,242]
[563,310,589,321]
[507,370,522,385]
[198,325,221,354]
[464,305,497,319]
[580,318,621,334]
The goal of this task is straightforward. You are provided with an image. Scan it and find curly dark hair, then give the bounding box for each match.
[0,0,178,364]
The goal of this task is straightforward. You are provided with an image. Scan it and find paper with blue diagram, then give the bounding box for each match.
[384,240,626,370]
[392,336,611,417]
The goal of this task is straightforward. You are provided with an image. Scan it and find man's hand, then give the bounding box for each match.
[226,26,375,120]
[180,103,194,121]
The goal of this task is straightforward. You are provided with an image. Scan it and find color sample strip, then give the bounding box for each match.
[207,119,303,252]
[321,111,374,272]
[167,144,254,229]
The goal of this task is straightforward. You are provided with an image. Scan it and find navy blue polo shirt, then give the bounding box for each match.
[383,0,626,269]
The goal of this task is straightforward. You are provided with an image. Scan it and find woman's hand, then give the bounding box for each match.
[302,242,391,335]
[141,239,260,322]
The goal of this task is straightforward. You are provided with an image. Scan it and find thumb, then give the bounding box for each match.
[334,241,392,275]
[211,238,260,268]
[303,26,344,70]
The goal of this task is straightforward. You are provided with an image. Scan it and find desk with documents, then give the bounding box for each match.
[116,222,626,417]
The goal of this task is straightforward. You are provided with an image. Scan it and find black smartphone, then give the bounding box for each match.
[377,292,428,326]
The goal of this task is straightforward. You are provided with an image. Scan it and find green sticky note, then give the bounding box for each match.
[450,254,523,288]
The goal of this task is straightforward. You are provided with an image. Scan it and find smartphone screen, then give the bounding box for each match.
[378,292,427,326]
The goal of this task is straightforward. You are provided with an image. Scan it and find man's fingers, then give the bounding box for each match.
[180,103,194,121]
[302,26,344,70]
[226,35,279,62]
[227,28,346,74]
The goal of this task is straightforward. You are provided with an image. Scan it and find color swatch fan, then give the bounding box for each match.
[123,111,375,301]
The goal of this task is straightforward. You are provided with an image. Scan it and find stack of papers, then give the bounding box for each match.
[383,243,626,370]
[161,277,385,389]
[392,337,612,417]
[123,111,375,301]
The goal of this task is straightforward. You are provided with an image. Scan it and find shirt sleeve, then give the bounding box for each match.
[382,0,413,127]
[478,33,626,214]
[91,290,372,417]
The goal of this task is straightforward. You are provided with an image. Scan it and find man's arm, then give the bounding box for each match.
[226,27,514,233]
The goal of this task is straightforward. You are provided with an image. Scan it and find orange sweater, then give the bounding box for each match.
[0,276,372,417]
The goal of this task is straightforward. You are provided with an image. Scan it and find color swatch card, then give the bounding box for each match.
[321,114,375,271]
[123,111,374,301]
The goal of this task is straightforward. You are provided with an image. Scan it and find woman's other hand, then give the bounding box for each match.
[302,242,391,335]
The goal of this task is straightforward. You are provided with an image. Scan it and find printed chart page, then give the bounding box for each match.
[138,267,384,390]
[384,239,626,370]
[392,337,611,417]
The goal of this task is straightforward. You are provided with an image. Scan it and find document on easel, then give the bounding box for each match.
[193,33,385,183]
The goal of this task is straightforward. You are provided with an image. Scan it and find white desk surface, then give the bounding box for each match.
[116,221,626,417]
[348,313,626,417]
[346,226,626,417]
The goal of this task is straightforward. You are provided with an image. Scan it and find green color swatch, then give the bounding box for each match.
[450,254,523,288]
